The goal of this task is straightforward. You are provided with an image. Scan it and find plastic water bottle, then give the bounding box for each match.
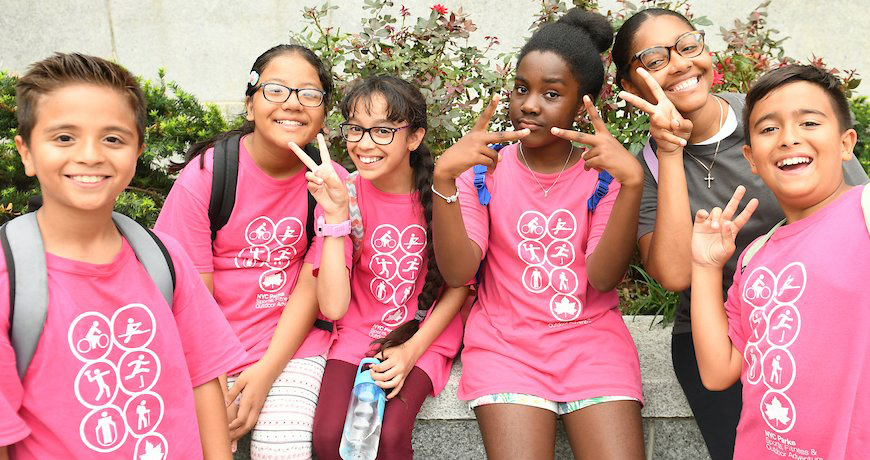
[339,357,386,460]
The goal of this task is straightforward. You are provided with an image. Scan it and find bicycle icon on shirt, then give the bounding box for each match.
[373,233,398,249]
[746,275,772,300]
[76,321,111,353]
[248,223,273,241]
[521,218,545,236]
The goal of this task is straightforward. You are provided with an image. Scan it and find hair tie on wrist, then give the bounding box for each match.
[414,309,427,321]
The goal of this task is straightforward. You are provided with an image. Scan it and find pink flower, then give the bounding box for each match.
[432,4,448,14]
[712,68,725,88]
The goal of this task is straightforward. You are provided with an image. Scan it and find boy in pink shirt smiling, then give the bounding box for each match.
[0,53,244,459]
[691,65,870,459]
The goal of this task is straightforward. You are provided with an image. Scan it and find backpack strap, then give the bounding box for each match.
[473,144,506,206]
[112,212,176,308]
[642,139,659,184]
[208,134,241,241]
[2,213,48,380]
[741,219,786,272]
[587,170,614,212]
[346,172,365,262]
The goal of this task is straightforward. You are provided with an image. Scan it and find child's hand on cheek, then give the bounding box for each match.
[369,343,422,399]
[691,186,758,268]
[435,95,530,181]
[618,68,693,154]
[290,134,349,219]
[551,96,643,188]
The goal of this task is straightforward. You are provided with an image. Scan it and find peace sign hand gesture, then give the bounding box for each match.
[434,95,530,181]
[618,68,693,155]
[551,96,643,187]
[691,186,759,268]
[289,133,349,218]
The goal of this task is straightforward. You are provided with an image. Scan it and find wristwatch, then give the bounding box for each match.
[316,215,351,237]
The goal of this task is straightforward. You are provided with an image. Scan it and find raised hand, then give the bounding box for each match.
[691,186,759,268]
[434,95,530,181]
[289,133,348,218]
[551,95,643,187]
[618,68,693,154]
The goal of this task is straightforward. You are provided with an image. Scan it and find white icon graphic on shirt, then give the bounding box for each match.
[747,309,768,344]
[766,305,801,347]
[762,347,795,392]
[549,294,582,321]
[518,211,548,240]
[400,225,427,255]
[69,312,113,362]
[259,269,287,293]
[368,224,428,322]
[742,267,776,309]
[75,360,120,408]
[274,216,304,247]
[744,344,763,385]
[119,349,161,394]
[382,305,408,327]
[517,209,584,322]
[135,433,169,460]
[369,253,399,281]
[235,246,269,269]
[522,266,551,293]
[546,210,577,241]
[267,245,296,271]
[111,304,157,351]
[773,263,806,305]
[245,217,276,245]
[124,392,164,437]
[80,406,128,453]
[371,225,401,253]
[760,390,796,433]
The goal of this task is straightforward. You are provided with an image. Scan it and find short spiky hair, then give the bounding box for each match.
[744,64,852,144]
[16,52,146,146]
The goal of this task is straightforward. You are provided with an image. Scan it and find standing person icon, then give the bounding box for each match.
[749,353,758,380]
[125,354,152,389]
[85,368,113,402]
[95,411,118,446]
[770,355,783,385]
[375,281,388,301]
[136,400,151,430]
[531,268,543,290]
[558,273,569,291]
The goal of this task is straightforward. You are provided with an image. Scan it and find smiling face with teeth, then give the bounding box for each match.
[245,53,327,167]
[15,83,143,214]
[345,93,424,193]
[621,15,714,117]
[743,81,857,219]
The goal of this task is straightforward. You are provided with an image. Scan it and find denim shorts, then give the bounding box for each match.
[468,393,639,416]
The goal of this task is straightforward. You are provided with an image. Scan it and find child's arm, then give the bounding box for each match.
[619,68,695,291]
[553,96,644,291]
[193,377,233,460]
[433,96,529,286]
[290,136,351,319]
[371,286,470,398]
[223,264,319,440]
[690,187,758,390]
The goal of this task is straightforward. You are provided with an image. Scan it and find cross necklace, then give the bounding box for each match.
[684,96,725,189]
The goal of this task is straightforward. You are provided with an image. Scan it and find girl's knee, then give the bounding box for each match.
[376,426,414,459]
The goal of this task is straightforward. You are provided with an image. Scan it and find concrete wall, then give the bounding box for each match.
[1,0,867,109]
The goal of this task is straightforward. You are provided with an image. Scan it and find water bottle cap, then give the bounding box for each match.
[353,357,381,388]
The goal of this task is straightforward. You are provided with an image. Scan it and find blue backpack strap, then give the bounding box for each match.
[587,170,614,212]
[473,144,506,206]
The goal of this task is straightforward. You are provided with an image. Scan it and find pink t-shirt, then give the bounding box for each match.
[155,136,346,374]
[455,143,642,402]
[0,232,245,459]
[311,178,463,395]
[725,185,870,459]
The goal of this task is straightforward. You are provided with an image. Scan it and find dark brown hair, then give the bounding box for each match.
[16,52,146,146]
[340,76,444,355]
[170,44,334,172]
[612,8,694,89]
[744,64,853,144]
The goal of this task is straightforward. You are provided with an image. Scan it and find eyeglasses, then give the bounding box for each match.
[631,30,706,71]
[257,83,325,107]
[339,123,410,145]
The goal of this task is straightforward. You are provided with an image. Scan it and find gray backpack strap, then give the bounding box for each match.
[112,212,175,308]
[1,213,49,379]
[741,219,786,272]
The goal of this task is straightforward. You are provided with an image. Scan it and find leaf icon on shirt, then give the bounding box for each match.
[139,440,165,460]
[764,396,791,426]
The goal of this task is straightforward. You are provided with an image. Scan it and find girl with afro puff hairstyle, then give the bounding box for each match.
[432,8,646,459]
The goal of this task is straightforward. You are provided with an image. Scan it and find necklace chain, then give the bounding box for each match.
[684,96,725,189]
[518,143,574,197]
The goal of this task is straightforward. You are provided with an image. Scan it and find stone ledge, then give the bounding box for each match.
[418,315,692,420]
